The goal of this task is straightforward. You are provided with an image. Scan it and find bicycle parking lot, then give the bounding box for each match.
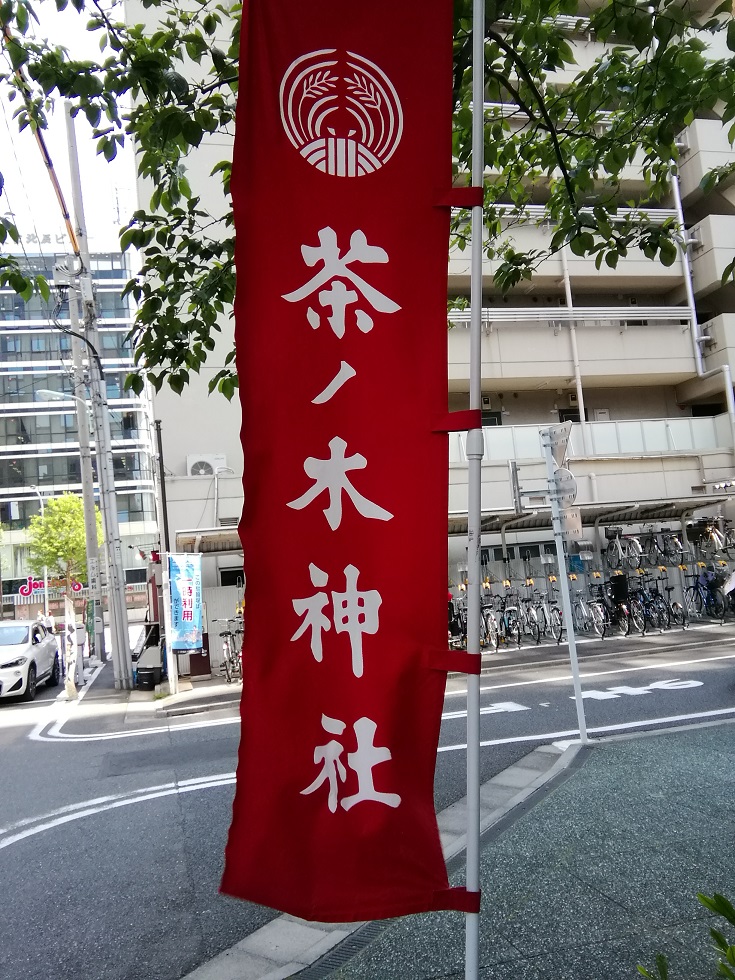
[449,517,735,653]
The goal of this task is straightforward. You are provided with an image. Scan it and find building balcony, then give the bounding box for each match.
[677,118,735,210]
[447,306,696,388]
[448,217,684,291]
[448,415,735,517]
[689,214,735,297]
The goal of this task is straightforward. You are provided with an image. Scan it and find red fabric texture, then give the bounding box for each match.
[221,0,456,922]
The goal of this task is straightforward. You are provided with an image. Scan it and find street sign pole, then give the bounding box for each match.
[541,427,589,745]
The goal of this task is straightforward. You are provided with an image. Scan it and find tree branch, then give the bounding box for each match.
[486,26,578,214]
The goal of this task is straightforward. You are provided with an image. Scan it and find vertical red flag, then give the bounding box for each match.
[222,0,471,921]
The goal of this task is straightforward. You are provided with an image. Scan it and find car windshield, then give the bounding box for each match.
[0,625,30,645]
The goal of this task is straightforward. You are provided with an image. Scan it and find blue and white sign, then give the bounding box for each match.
[168,554,203,651]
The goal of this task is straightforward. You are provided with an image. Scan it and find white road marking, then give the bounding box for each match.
[0,773,236,850]
[29,714,240,742]
[442,701,530,721]
[443,631,735,697]
[447,651,735,697]
[437,705,735,752]
[8,705,735,850]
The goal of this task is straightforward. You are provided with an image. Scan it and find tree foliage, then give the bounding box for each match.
[1,0,735,396]
[27,492,103,591]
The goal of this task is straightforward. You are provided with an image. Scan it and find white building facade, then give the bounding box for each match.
[135,6,735,584]
[0,251,159,602]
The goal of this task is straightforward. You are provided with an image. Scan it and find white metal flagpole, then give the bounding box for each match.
[465,0,485,977]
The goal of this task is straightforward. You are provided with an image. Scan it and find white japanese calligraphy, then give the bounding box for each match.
[312,361,357,405]
[287,436,393,530]
[291,564,381,678]
[301,714,401,812]
[291,563,331,663]
[282,227,400,338]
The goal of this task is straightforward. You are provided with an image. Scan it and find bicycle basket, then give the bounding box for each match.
[713,570,728,588]
[604,526,623,540]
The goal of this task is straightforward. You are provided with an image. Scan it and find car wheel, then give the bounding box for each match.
[47,654,60,688]
[21,663,37,702]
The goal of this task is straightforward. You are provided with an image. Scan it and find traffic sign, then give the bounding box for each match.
[544,420,573,467]
[559,507,582,540]
[550,466,577,507]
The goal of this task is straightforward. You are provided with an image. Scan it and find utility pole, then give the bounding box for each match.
[153,420,171,552]
[65,104,132,689]
[67,282,106,666]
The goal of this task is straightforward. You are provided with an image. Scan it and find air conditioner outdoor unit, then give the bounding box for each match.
[568,392,579,407]
[187,453,227,477]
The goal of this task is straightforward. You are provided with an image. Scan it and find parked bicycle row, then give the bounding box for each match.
[604,518,735,569]
[448,563,735,652]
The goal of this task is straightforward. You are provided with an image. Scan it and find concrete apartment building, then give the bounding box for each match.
[0,251,159,602]
[137,6,735,586]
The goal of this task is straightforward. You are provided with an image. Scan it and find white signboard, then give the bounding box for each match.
[551,467,577,507]
[545,421,573,467]
[559,507,582,540]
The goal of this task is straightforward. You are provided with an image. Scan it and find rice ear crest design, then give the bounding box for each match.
[280,49,403,177]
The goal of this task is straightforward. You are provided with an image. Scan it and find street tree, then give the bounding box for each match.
[27,492,103,594]
[1,0,735,394]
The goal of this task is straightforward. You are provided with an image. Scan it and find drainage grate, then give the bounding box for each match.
[290,919,396,978]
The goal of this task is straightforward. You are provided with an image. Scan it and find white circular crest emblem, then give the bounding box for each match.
[279,49,403,177]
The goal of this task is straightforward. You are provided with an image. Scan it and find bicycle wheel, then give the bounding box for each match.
[606,542,620,569]
[646,600,664,631]
[590,602,605,638]
[223,645,233,683]
[669,600,686,627]
[629,598,646,633]
[573,601,587,633]
[483,610,499,651]
[527,608,541,644]
[664,537,683,563]
[684,586,700,620]
[535,605,548,637]
[625,542,643,570]
[506,611,521,647]
[645,539,661,567]
[615,603,631,636]
[550,606,563,642]
[653,595,670,629]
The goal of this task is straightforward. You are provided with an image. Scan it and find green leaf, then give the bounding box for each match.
[35,275,50,302]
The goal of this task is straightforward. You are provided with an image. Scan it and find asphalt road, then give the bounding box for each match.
[1,621,734,980]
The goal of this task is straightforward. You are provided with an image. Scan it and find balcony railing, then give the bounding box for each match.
[449,414,732,464]
[448,306,692,329]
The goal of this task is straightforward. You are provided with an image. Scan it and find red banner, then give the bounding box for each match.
[222,0,469,922]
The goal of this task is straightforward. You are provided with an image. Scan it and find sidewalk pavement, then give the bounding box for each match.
[324,722,735,980]
[78,667,735,980]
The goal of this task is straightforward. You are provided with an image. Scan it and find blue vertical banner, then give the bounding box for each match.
[168,554,203,651]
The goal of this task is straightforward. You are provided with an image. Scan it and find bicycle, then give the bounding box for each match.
[494,593,521,648]
[571,588,605,638]
[656,571,686,628]
[543,577,564,642]
[689,519,734,561]
[640,525,683,566]
[519,593,542,644]
[214,616,243,682]
[605,527,644,570]
[598,578,631,637]
[683,569,726,621]
[628,572,667,633]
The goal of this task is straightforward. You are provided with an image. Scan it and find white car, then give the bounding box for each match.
[0,620,60,702]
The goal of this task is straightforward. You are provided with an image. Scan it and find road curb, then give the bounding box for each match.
[180,741,582,980]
